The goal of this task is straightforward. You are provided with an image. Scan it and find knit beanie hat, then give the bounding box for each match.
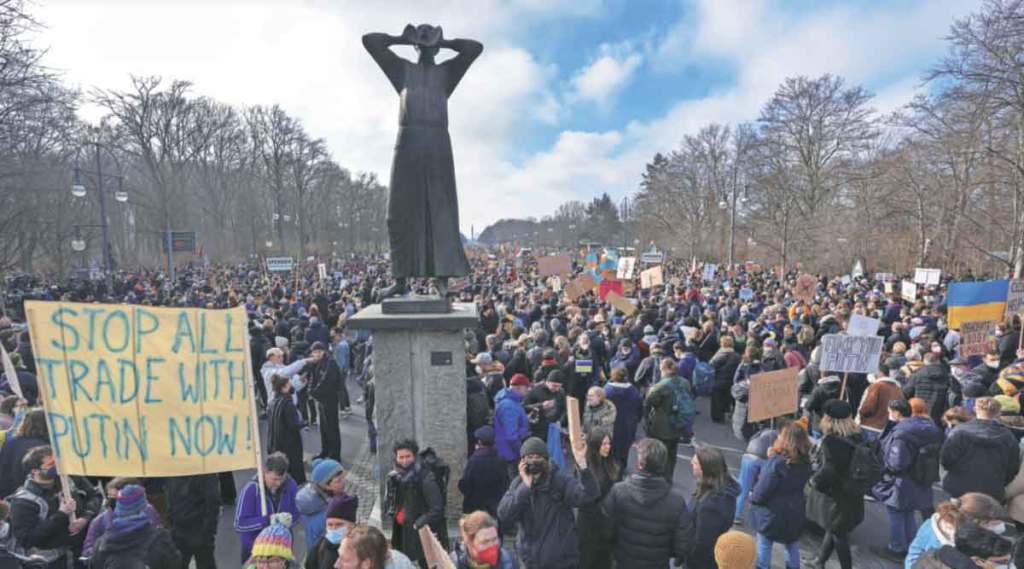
[325,494,358,522]
[115,484,147,518]
[520,437,548,459]
[311,458,344,486]
[823,399,852,420]
[251,513,294,561]
[714,530,756,569]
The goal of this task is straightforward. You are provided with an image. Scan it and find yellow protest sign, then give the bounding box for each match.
[25,301,259,477]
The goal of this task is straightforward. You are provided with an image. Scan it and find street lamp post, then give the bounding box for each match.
[620,196,631,251]
[719,185,746,268]
[72,142,125,289]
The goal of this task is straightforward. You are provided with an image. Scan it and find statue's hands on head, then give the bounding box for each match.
[404,23,443,47]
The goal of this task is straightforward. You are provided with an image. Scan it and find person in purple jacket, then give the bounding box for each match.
[82,477,164,558]
[234,452,300,563]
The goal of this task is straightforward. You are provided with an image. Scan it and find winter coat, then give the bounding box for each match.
[907,515,956,568]
[745,429,779,459]
[164,474,220,550]
[83,505,164,557]
[493,388,529,462]
[305,536,339,569]
[941,418,1020,501]
[1004,446,1024,523]
[911,546,980,569]
[858,377,903,430]
[503,348,532,382]
[871,416,943,511]
[10,478,72,569]
[524,384,566,440]
[805,376,842,433]
[604,382,643,465]
[601,473,695,569]
[296,484,331,552]
[449,543,517,569]
[386,463,448,565]
[266,394,305,484]
[305,321,330,347]
[645,375,694,440]
[710,349,741,390]
[458,446,508,516]
[497,465,599,569]
[904,364,953,426]
[634,355,664,388]
[689,479,740,569]
[610,344,643,382]
[582,400,616,437]
[578,461,619,569]
[1000,330,1021,369]
[89,520,180,569]
[807,433,866,533]
[749,455,813,543]
[233,476,300,562]
[969,363,999,390]
[0,434,47,498]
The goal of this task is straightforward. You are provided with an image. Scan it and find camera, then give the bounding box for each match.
[524,456,547,476]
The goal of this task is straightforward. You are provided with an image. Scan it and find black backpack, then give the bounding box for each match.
[466,386,491,431]
[845,439,883,495]
[910,442,942,486]
[419,447,450,504]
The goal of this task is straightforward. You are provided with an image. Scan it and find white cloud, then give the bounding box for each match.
[569,47,643,106]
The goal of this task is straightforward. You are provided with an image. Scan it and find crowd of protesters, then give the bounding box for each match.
[0,251,1022,568]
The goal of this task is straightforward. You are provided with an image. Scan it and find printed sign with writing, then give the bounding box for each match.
[702,263,717,282]
[875,272,895,282]
[747,367,800,423]
[901,280,918,303]
[605,291,637,316]
[847,314,880,337]
[25,301,258,477]
[640,265,664,289]
[914,268,942,286]
[537,254,572,277]
[1006,279,1024,320]
[317,263,327,281]
[265,257,294,272]
[960,320,999,357]
[616,257,637,280]
[739,287,754,301]
[819,333,883,374]
[793,273,817,303]
[884,282,894,294]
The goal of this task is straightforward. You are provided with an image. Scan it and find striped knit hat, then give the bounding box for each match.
[114,485,147,518]
[251,513,294,561]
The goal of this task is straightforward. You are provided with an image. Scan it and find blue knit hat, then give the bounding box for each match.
[311,458,344,485]
[115,484,147,518]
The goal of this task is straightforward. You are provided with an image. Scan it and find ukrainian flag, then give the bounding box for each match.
[947,279,1009,329]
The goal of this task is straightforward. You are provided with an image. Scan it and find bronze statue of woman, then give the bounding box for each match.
[362,24,481,298]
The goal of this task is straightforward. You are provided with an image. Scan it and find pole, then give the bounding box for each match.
[95,143,113,290]
[839,372,850,401]
[728,184,737,268]
[242,322,268,516]
[166,221,175,287]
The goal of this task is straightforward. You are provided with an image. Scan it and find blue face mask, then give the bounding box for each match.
[325,526,347,545]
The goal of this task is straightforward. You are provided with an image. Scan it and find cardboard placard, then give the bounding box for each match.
[565,273,598,301]
[566,396,583,457]
[793,273,817,303]
[538,254,572,277]
[961,320,998,357]
[605,291,637,316]
[640,265,664,289]
[819,333,883,374]
[747,367,800,423]
[0,343,23,399]
[847,314,880,337]
[418,526,456,569]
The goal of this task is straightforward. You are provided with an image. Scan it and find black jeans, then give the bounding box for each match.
[655,437,679,482]
[710,385,733,422]
[174,539,216,569]
[819,530,852,569]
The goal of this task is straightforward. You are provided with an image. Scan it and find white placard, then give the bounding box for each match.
[1006,279,1024,319]
[617,257,637,280]
[266,257,294,272]
[847,314,880,337]
[914,268,941,286]
[901,280,918,303]
[820,334,883,374]
[702,263,717,282]
[317,263,327,280]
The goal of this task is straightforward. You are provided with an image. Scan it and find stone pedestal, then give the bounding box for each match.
[347,302,478,517]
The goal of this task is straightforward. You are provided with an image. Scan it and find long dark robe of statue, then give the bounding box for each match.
[362,25,480,296]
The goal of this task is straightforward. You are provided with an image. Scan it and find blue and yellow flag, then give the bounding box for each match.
[947,279,1009,329]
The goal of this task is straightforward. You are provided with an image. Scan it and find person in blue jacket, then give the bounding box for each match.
[603,367,643,468]
[493,375,530,475]
[296,458,354,552]
[749,422,813,569]
[234,452,300,563]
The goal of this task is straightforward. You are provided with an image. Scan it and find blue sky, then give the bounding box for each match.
[36,0,980,233]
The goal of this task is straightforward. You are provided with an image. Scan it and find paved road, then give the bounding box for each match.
[211,382,904,568]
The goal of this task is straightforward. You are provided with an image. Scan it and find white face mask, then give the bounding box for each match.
[984,521,1007,535]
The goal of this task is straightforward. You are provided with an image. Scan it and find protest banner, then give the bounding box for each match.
[25,301,260,478]
[599,279,624,301]
[793,273,817,303]
[875,272,895,282]
[914,268,942,286]
[747,367,800,423]
[605,291,637,316]
[616,257,637,280]
[418,526,456,569]
[702,263,717,282]
[265,257,294,272]
[960,320,998,357]
[0,343,22,399]
[317,263,327,281]
[537,254,572,277]
[819,333,883,374]
[739,287,754,301]
[901,280,918,303]
[847,314,880,337]
[640,265,664,289]
[641,244,663,264]
[1006,279,1024,320]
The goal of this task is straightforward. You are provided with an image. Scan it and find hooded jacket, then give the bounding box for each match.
[941,418,1020,501]
[89,518,181,569]
[458,446,508,516]
[493,388,529,462]
[904,364,953,426]
[749,454,813,543]
[233,476,300,562]
[497,464,599,569]
[689,479,740,569]
[582,400,616,437]
[872,416,944,511]
[601,473,695,569]
[804,375,842,433]
[603,382,643,464]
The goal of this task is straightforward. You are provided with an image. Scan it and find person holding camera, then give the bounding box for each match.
[497,435,598,568]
